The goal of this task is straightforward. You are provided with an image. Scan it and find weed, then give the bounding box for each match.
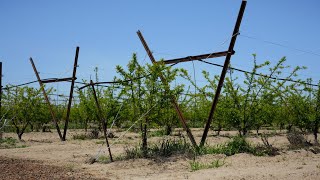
[256,134,280,156]
[88,129,99,139]
[149,129,165,137]
[97,155,112,164]
[95,141,104,144]
[104,136,275,164]
[0,137,17,146]
[64,164,76,172]
[198,136,274,156]
[190,158,225,171]
[221,136,255,156]
[148,138,193,157]
[123,146,144,159]
[287,129,311,149]
[116,138,193,161]
[72,134,87,140]
[0,137,27,149]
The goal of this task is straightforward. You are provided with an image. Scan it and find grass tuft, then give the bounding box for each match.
[189,158,225,171]
[198,136,275,156]
[149,129,166,137]
[72,134,87,140]
[0,137,27,149]
[148,138,193,157]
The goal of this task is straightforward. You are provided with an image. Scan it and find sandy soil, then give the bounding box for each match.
[1,129,320,180]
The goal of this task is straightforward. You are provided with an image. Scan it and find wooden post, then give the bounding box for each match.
[90,80,113,162]
[63,46,79,140]
[200,0,247,146]
[137,30,198,148]
[30,58,64,141]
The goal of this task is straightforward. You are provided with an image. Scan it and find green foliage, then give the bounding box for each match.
[2,52,319,148]
[113,138,193,161]
[3,86,50,139]
[149,129,166,137]
[189,158,225,171]
[0,137,17,146]
[148,138,193,157]
[0,137,27,149]
[221,136,256,156]
[72,134,88,140]
[123,146,144,159]
[198,136,269,156]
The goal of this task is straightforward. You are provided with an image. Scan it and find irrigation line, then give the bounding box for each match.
[240,34,320,57]
[198,59,319,87]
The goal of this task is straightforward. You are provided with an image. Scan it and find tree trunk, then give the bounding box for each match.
[84,118,88,132]
[216,125,222,136]
[314,121,319,144]
[18,133,23,140]
[30,123,34,132]
[256,126,260,136]
[165,125,172,136]
[287,124,293,132]
[42,126,46,132]
[142,118,148,157]
[242,126,248,136]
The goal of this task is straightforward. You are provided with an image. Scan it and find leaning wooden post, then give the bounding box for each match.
[90,80,113,162]
[137,30,198,148]
[30,58,64,141]
[200,0,247,147]
[62,46,79,141]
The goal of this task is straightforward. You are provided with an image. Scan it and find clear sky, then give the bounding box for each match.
[1,0,320,94]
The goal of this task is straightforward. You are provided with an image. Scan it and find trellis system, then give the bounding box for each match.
[137,0,247,147]
[29,46,80,141]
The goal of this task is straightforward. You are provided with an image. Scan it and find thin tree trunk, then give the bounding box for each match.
[142,118,148,157]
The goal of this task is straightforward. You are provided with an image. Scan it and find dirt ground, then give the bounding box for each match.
[1,128,320,180]
[0,156,99,180]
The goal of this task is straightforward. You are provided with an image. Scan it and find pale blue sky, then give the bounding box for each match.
[1,0,320,94]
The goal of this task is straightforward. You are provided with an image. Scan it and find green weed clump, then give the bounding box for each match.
[98,136,276,164]
[221,136,256,156]
[189,158,225,171]
[149,129,166,137]
[73,130,101,140]
[123,146,144,159]
[0,137,27,149]
[0,137,17,146]
[148,138,193,157]
[72,134,87,140]
[114,138,193,161]
[198,136,269,156]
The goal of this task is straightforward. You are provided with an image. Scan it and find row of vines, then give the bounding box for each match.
[1,54,320,146]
